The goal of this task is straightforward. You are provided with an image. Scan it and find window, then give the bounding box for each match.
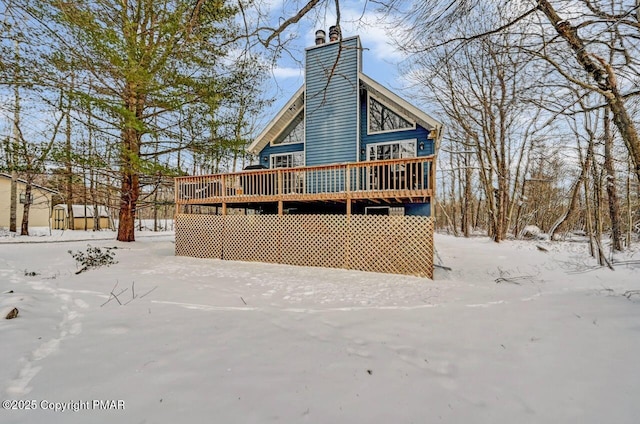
[272,116,304,145]
[19,192,33,204]
[368,140,416,161]
[270,152,304,168]
[365,206,405,216]
[270,152,305,194]
[367,140,418,190]
[368,94,415,134]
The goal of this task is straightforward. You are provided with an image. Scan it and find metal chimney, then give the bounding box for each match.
[329,25,341,42]
[315,29,326,45]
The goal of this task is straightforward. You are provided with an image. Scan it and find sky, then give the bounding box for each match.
[258,0,416,121]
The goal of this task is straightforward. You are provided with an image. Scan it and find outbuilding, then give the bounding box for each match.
[0,173,57,230]
[52,204,115,230]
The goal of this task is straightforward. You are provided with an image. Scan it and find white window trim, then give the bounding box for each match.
[270,152,304,168]
[367,139,417,161]
[367,92,416,135]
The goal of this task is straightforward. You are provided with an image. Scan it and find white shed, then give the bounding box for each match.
[52,204,114,230]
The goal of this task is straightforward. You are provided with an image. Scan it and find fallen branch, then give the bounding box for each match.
[101,281,128,307]
[495,275,539,285]
[139,286,158,299]
[124,281,137,305]
[434,264,452,271]
[623,290,640,300]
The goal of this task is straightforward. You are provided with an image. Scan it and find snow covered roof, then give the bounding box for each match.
[0,172,59,194]
[53,204,111,218]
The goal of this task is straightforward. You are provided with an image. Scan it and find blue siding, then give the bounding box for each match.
[359,93,434,161]
[305,37,360,166]
[259,143,304,166]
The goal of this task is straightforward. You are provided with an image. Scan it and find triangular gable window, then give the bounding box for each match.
[272,114,304,145]
[368,94,415,134]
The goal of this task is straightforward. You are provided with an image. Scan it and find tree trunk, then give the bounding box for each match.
[550,136,593,240]
[537,0,640,182]
[116,82,143,242]
[463,152,472,237]
[153,178,159,232]
[65,81,74,230]
[20,182,32,235]
[117,169,139,242]
[9,173,17,233]
[603,108,623,250]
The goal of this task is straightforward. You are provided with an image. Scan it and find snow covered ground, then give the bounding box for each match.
[1,230,639,423]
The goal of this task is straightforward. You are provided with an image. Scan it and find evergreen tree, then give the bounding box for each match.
[19,0,243,241]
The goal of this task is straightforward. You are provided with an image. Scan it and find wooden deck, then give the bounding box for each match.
[175,156,434,213]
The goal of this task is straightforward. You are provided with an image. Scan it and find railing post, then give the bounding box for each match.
[174,178,179,209]
[429,159,434,191]
[221,175,227,198]
[345,163,350,194]
[345,163,352,216]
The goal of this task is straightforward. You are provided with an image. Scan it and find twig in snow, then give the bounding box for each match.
[110,288,128,305]
[495,274,538,285]
[623,290,640,300]
[101,286,128,307]
[536,245,549,252]
[612,260,640,266]
[139,286,158,299]
[124,281,138,305]
[240,296,247,305]
[101,282,119,307]
[434,248,450,270]
[495,277,521,284]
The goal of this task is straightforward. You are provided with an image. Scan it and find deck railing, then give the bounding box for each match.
[175,156,434,205]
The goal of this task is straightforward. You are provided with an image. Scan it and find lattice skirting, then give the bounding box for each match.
[175,214,434,278]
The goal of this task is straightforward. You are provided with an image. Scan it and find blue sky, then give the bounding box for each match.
[259,0,413,121]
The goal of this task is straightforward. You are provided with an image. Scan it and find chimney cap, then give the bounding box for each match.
[315,29,326,45]
[329,25,341,42]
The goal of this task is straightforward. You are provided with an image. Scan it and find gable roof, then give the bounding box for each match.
[247,74,443,156]
[0,172,59,194]
[247,86,304,156]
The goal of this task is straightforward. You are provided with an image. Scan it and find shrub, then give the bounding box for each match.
[68,245,118,274]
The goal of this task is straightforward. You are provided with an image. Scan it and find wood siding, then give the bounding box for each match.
[305,37,360,166]
[0,177,53,228]
[259,142,305,166]
[359,93,435,161]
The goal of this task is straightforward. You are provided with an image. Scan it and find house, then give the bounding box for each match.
[51,204,115,230]
[0,173,57,230]
[174,29,442,277]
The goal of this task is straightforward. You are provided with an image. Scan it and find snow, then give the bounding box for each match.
[1,230,639,423]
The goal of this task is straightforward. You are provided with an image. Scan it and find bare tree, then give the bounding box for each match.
[377,0,640,183]
[409,18,551,241]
